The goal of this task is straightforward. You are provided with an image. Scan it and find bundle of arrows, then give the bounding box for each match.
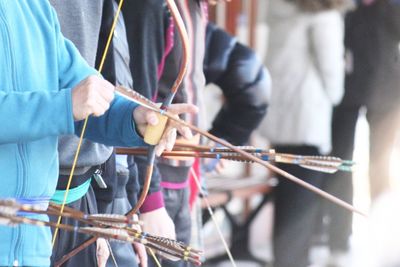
[0,199,202,265]
[114,86,367,217]
[116,143,355,174]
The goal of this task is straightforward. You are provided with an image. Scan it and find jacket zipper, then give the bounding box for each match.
[0,2,25,264]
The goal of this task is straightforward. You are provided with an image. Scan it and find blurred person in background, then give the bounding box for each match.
[259,0,345,266]
[338,0,400,202]
[319,1,400,266]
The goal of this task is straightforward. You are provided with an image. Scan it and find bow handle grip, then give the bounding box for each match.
[144,113,168,145]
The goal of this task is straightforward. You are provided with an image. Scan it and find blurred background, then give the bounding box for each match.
[200,1,400,267]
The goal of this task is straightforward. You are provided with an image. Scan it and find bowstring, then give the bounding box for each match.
[149,248,163,267]
[190,167,238,267]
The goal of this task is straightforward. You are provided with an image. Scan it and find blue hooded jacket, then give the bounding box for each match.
[0,1,144,265]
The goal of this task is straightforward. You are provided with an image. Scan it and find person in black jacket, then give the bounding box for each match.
[204,23,270,145]
[321,1,400,266]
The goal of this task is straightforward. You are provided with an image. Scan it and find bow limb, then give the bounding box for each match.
[128,147,157,216]
[125,0,190,217]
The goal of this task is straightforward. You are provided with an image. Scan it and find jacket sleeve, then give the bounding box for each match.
[0,7,96,145]
[74,95,146,147]
[205,24,270,145]
[51,5,147,148]
[0,89,75,144]
[310,11,345,105]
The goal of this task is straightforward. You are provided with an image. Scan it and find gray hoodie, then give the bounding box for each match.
[50,0,113,175]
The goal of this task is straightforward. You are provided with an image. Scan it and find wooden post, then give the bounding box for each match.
[208,4,217,23]
[225,0,242,36]
[249,0,258,49]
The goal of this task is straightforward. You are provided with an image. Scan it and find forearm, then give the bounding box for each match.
[75,94,146,147]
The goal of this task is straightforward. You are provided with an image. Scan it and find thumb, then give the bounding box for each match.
[145,111,159,126]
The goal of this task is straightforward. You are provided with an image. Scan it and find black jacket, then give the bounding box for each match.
[205,23,270,145]
[342,0,400,109]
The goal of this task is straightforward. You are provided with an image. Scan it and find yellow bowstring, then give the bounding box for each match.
[149,248,162,267]
[52,0,125,247]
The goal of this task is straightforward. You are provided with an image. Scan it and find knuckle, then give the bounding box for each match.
[106,93,114,103]
[96,109,105,117]
[87,99,97,110]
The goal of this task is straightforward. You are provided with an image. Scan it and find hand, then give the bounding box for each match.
[133,103,198,156]
[130,214,148,267]
[203,140,226,174]
[203,157,225,174]
[96,238,110,267]
[71,75,115,121]
[133,242,148,267]
[140,208,181,262]
[139,207,176,240]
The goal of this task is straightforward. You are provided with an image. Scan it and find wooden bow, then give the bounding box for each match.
[128,0,190,217]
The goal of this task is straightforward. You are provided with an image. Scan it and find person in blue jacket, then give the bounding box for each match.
[0,1,196,266]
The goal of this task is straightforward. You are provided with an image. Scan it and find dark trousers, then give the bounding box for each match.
[273,145,324,267]
[99,168,138,267]
[321,106,358,251]
[322,103,400,252]
[367,105,400,200]
[50,186,98,267]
